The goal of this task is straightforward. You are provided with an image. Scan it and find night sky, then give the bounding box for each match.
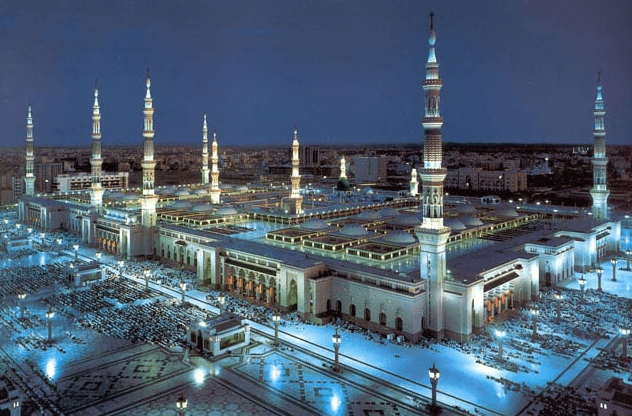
[1,0,630,148]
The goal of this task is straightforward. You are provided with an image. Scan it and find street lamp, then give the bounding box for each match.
[611,258,618,282]
[73,244,79,262]
[428,363,440,413]
[272,313,280,347]
[625,249,632,271]
[218,295,225,315]
[596,267,603,292]
[144,268,150,292]
[57,238,62,255]
[46,307,55,342]
[180,280,187,307]
[621,327,630,359]
[95,252,101,263]
[18,293,26,319]
[40,232,45,250]
[554,292,563,323]
[531,308,539,342]
[495,328,506,362]
[175,393,187,416]
[578,276,586,302]
[332,327,341,372]
[118,260,124,279]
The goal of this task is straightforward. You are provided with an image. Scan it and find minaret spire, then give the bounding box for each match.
[415,12,451,341]
[590,72,609,220]
[210,127,221,204]
[24,104,35,196]
[89,79,105,211]
[140,69,158,232]
[339,156,347,180]
[289,125,303,214]
[201,112,210,186]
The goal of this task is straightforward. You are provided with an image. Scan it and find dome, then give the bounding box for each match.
[122,193,139,201]
[444,219,466,230]
[175,189,191,196]
[234,185,248,192]
[107,191,124,199]
[301,219,329,230]
[169,200,192,209]
[489,208,519,218]
[336,178,352,192]
[156,186,177,195]
[356,210,381,220]
[220,184,233,190]
[363,187,374,195]
[382,231,416,245]
[393,214,422,226]
[460,216,483,226]
[193,188,208,195]
[192,204,214,212]
[453,204,477,214]
[379,208,401,218]
[339,224,370,237]
[216,206,238,216]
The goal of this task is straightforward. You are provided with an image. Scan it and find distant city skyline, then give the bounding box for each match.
[0,0,630,148]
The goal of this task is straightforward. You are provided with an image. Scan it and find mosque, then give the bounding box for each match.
[17,15,622,343]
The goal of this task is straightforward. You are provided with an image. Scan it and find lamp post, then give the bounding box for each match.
[555,292,563,323]
[578,276,586,303]
[531,308,539,342]
[73,244,79,262]
[57,238,62,255]
[621,327,630,359]
[332,327,341,372]
[218,295,225,315]
[46,307,55,342]
[18,293,26,319]
[144,268,150,292]
[625,249,631,271]
[611,258,618,282]
[95,251,101,264]
[272,313,280,347]
[496,328,506,362]
[597,267,603,292]
[428,363,440,413]
[175,393,187,416]
[40,232,45,250]
[180,280,187,307]
[118,260,124,279]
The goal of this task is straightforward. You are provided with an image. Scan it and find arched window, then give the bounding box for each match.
[364,308,371,322]
[326,299,331,311]
[395,317,403,331]
[336,300,342,312]
[379,312,386,326]
[349,304,356,317]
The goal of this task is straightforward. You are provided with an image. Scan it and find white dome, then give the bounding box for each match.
[301,219,329,230]
[382,231,416,245]
[234,185,248,192]
[216,206,238,216]
[220,184,233,190]
[460,216,483,226]
[193,188,208,195]
[339,224,370,237]
[192,204,214,212]
[379,208,401,217]
[453,204,477,214]
[175,189,191,196]
[393,214,422,226]
[444,219,466,230]
[356,210,381,220]
[170,200,192,209]
[122,193,139,201]
[489,208,519,218]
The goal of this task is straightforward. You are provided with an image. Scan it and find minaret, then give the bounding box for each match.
[340,156,347,179]
[415,12,451,340]
[89,81,105,211]
[590,72,609,220]
[289,126,303,214]
[210,128,221,204]
[24,105,35,196]
[410,168,419,197]
[140,69,158,229]
[201,113,210,186]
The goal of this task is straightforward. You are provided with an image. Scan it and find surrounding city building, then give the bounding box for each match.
[445,167,527,192]
[355,156,388,184]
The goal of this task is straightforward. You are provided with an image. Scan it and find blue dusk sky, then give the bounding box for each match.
[0,0,630,148]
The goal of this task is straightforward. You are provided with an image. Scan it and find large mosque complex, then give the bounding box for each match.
[17,16,622,343]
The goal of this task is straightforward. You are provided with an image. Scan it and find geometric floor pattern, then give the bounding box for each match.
[56,346,189,413]
[233,350,411,416]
